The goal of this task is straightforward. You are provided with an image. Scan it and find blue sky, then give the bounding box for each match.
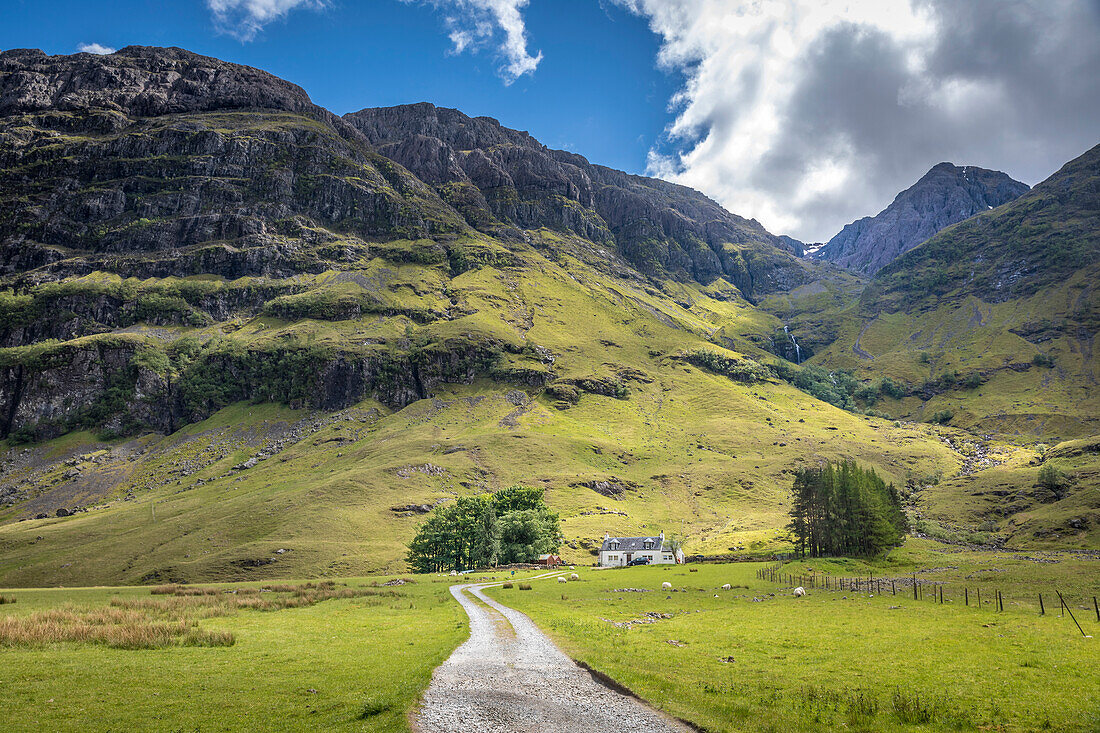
[0,0,678,175]
[1,1,1097,242]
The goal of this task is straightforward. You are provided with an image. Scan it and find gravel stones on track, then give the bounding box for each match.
[414,577,690,733]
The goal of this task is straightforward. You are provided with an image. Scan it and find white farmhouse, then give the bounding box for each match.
[598,531,684,567]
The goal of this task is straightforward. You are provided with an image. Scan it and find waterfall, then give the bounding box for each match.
[784,325,802,364]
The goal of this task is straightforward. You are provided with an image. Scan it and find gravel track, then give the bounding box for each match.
[414,573,691,732]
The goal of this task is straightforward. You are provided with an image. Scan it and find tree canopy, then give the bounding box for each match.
[787,460,908,558]
[406,486,562,573]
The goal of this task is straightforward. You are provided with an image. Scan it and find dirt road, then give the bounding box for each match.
[413,574,690,732]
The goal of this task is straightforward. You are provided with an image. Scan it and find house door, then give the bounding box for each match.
[625,553,632,565]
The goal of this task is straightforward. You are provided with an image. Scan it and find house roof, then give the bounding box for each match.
[599,536,669,553]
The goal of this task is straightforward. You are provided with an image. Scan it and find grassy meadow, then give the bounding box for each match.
[485,549,1100,733]
[0,573,488,732]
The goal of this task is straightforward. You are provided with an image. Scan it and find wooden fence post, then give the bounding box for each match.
[1094,596,1098,623]
[1039,594,1044,616]
[1057,591,1088,637]
[977,588,981,608]
[965,587,969,606]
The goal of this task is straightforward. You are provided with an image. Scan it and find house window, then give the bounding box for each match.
[663,554,673,561]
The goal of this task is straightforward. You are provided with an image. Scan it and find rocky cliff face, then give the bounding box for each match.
[869,144,1100,310]
[814,163,1030,275]
[0,47,810,441]
[345,103,809,295]
[0,46,468,284]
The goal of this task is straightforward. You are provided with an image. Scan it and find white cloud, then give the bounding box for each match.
[77,43,116,55]
[411,0,543,84]
[612,0,1100,242]
[207,0,328,41]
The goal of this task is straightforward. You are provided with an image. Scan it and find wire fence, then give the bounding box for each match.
[757,563,1098,637]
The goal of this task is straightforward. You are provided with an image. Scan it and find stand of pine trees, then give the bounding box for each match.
[787,460,908,557]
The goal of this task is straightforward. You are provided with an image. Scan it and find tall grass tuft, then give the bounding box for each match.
[1,581,391,650]
[0,607,234,649]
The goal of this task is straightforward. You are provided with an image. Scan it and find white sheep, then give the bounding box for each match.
[558,576,567,583]
[662,581,672,590]
[570,573,579,581]
[793,586,806,597]
[721,583,732,590]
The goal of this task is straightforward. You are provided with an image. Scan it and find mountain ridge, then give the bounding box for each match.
[345,102,809,296]
[813,162,1030,275]
[0,46,1095,586]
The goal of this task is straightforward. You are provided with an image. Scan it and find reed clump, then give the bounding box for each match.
[0,606,234,649]
[0,581,388,650]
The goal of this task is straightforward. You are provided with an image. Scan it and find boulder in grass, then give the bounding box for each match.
[794,586,806,597]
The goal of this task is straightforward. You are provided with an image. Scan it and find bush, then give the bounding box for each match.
[1037,463,1067,491]
[962,372,983,389]
[1032,353,1055,368]
[501,582,513,589]
[686,350,771,383]
[518,583,532,590]
[879,378,907,400]
[772,362,860,412]
[929,409,954,424]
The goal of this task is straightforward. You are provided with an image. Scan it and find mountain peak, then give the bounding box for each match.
[0,45,319,120]
[814,162,1030,274]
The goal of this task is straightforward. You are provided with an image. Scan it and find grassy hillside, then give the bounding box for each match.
[776,144,1100,440]
[0,240,970,586]
[1,49,1095,587]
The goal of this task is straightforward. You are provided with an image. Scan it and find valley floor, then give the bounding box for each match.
[2,545,1097,732]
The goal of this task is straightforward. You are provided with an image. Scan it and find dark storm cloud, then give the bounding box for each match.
[625,0,1100,242]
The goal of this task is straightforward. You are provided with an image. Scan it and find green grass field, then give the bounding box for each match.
[485,552,1100,732]
[0,574,475,732]
[3,552,1098,732]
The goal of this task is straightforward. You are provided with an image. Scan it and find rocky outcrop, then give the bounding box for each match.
[0,47,468,283]
[346,103,808,297]
[0,338,170,439]
[0,334,534,441]
[0,47,816,441]
[0,46,322,119]
[814,163,1030,275]
[869,144,1100,309]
